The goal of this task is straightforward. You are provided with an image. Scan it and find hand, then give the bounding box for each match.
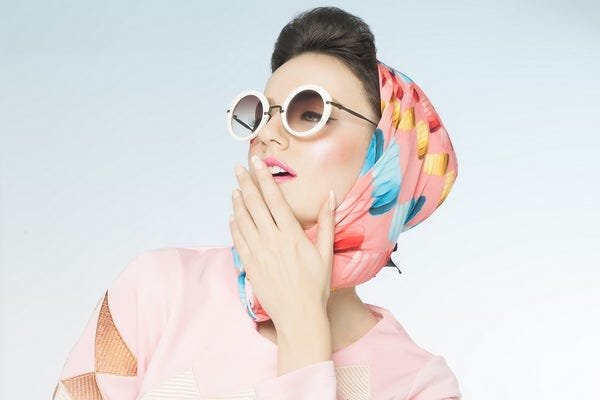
[229,154,337,331]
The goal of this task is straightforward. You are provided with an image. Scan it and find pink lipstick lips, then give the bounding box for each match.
[262,156,297,183]
[263,157,296,176]
[272,174,295,183]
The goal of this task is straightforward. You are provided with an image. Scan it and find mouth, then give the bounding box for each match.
[262,156,297,183]
[271,173,296,183]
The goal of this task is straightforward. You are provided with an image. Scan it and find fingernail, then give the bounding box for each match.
[329,189,336,211]
[232,188,241,198]
[251,155,263,169]
[234,165,244,176]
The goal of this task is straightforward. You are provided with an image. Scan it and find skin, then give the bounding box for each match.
[245,52,381,357]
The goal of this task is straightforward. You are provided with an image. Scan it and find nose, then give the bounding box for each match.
[253,105,289,145]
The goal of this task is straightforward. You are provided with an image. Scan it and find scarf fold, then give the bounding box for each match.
[231,60,459,322]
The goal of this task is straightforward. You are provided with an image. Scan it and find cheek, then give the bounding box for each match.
[304,136,365,200]
[305,133,370,202]
[309,137,357,168]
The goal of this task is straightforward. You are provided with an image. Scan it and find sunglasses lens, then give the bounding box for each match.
[286,89,325,134]
[230,94,263,139]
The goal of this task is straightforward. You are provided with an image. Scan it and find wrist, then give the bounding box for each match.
[274,304,329,335]
[276,311,332,364]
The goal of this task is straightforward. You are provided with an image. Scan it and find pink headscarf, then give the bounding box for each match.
[231,60,459,322]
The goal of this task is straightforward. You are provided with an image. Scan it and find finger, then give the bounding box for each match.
[249,155,303,235]
[231,187,261,252]
[316,189,336,268]
[235,164,278,239]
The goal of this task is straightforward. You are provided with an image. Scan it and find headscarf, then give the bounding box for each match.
[231,60,459,322]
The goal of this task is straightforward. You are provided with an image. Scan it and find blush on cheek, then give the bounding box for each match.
[310,138,356,167]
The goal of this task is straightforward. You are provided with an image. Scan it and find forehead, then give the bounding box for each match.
[262,52,365,104]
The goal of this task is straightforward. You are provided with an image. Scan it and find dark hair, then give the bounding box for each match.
[271,6,400,273]
[270,6,381,121]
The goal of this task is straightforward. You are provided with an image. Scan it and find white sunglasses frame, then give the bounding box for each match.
[225,84,337,141]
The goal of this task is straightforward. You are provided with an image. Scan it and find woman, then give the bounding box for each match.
[53,6,461,400]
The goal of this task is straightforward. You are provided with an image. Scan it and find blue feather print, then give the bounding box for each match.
[387,194,426,242]
[237,271,257,319]
[231,246,242,271]
[388,200,410,243]
[231,246,257,319]
[404,195,426,226]
[360,128,385,176]
[369,137,401,216]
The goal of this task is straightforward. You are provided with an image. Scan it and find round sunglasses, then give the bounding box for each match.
[225,84,378,141]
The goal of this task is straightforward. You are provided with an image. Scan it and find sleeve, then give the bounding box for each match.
[51,247,182,400]
[253,360,338,400]
[403,355,462,400]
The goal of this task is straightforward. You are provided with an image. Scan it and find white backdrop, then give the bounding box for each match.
[1,1,599,398]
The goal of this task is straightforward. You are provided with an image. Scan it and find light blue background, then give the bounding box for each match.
[1,1,599,399]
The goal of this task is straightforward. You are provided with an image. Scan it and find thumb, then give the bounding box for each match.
[316,189,336,267]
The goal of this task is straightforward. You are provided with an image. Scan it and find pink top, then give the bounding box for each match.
[52,246,462,400]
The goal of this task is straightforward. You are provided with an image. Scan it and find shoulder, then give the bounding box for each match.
[117,245,227,283]
[174,244,236,279]
[117,245,235,293]
[173,244,231,265]
[106,247,183,313]
[113,246,182,290]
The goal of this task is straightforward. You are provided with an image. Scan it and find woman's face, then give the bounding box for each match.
[248,52,378,230]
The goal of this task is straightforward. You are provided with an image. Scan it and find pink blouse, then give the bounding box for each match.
[52,246,462,399]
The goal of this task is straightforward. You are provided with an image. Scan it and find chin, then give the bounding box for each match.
[279,186,319,228]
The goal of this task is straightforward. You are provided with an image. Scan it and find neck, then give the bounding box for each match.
[326,287,363,318]
[325,287,379,350]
